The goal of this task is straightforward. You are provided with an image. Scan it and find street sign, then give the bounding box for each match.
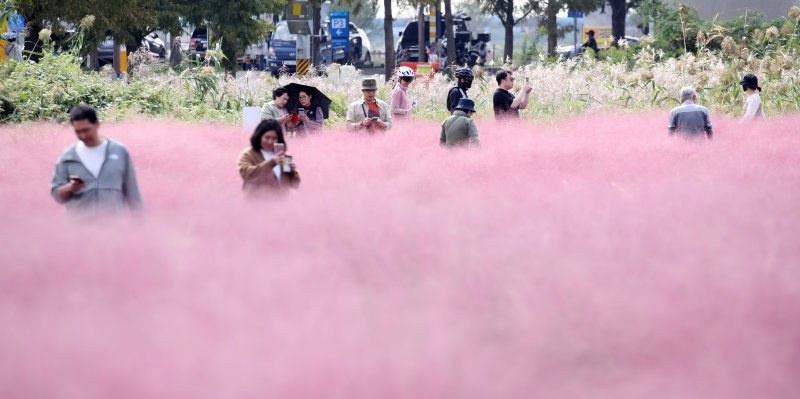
[567,10,584,19]
[330,11,349,63]
[286,0,310,20]
[330,11,349,39]
[8,13,24,32]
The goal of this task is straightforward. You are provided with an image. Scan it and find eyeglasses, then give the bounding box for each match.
[362,89,376,93]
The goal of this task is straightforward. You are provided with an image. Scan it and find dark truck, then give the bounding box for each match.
[396,13,490,67]
[267,20,372,76]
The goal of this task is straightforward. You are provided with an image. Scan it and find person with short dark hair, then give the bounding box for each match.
[740,74,766,123]
[447,67,474,114]
[261,86,294,133]
[237,118,300,196]
[668,87,713,140]
[440,98,479,147]
[582,30,599,56]
[51,104,142,214]
[493,70,532,120]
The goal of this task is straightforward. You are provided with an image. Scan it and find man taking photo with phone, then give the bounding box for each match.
[51,104,143,215]
[493,70,532,120]
[346,79,392,133]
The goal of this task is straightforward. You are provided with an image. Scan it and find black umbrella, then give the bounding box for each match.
[283,83,332,119]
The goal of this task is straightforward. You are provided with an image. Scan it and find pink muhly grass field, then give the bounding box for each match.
[1,114,799,398]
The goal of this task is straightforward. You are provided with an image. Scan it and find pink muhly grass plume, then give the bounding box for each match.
[1,114,799,398]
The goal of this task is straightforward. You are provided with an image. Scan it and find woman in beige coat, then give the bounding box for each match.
[237,119,300,196]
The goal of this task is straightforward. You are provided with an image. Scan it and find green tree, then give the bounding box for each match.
[171,0,284,70]
[605,0,643,46]
[535,0,601,57]
[475,0,538,62]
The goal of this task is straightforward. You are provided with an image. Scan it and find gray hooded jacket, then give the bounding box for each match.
[50,139,142,214]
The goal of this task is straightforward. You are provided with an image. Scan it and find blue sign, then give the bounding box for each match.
[330,11,349,39]
[8,13,25,32]
[331,37,349,62]
[567,10,584,19]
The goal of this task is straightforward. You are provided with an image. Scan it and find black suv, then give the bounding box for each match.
[396,13,490,67]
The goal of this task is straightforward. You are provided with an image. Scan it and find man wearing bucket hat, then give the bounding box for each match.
[740,74,766,123]
[440,98,480,147]
[346,78,392,132]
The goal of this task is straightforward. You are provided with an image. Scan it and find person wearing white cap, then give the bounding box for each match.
[391,66,416,119]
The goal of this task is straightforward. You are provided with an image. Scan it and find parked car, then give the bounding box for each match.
[396,13,490,67]
[189,27,209,60]
[96,33,167,67]
[322,21,372,67]
[268,20,370,76]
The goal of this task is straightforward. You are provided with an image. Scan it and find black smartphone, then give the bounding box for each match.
[69,175,84,184]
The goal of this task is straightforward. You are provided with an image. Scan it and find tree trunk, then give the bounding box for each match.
[89,47,99,71]
[112,37,122,76]
[312,3,321,69]
[503,23,514,63]
[444,0,455,74]
[503,0,514,63]
[418,4,426,63]
[169,29,183,65]
[610,0,627,46]
[383,0,395,81]
[546,12,558,57]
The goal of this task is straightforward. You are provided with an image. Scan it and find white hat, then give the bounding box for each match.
[397,66,414,78]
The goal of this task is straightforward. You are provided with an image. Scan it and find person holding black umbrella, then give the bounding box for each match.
[282,83,333,134]
[297,89,325,132]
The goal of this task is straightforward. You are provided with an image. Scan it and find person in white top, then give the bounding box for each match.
[51,104,142,214]
[740,74,766,123]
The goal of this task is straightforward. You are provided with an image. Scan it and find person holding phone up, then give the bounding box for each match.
[237,119,300,196]
[51,104,142,215]
[261,86,294,134]
[493,70,532,121]
[345,79,392,133]
[296,89,325,132]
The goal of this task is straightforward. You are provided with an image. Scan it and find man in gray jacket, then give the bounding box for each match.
[668,86,713,140]
[51,104,143,215]
[440,98,480,147]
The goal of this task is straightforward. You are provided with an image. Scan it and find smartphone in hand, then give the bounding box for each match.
[273,143,285,154]
[69,175,84,184]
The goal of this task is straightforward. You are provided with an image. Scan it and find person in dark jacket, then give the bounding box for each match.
[446,67,475,114]
[441,98,479,147]
[582,30,599,56]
